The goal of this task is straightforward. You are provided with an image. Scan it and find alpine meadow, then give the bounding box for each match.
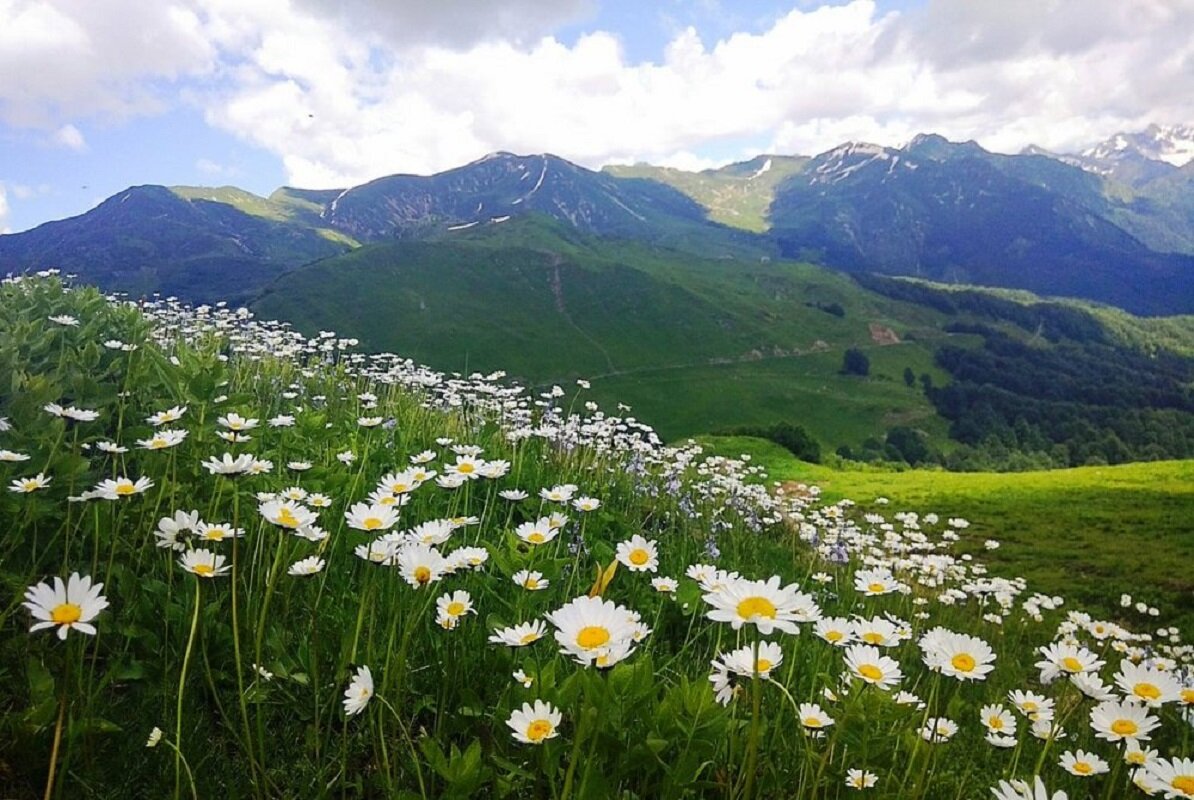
[2,2,1194,800]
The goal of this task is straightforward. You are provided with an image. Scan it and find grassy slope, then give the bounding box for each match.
[604,156,808,232]
[700,435,1194,632]
[252,218,957,447]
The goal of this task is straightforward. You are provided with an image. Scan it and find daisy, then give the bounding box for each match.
[513,570,549,591]
[980,704,1017,737]
[843,644,903,690]
[444,455,484,480]
[1035,642,1104,684]
[377,470,421,495]
[515,518,558,546]
[436,590,475,629]
[845,769,878,790]
[1115,661,1182,707]
[703,576,821,635]
[815,617,854,647]
[92,476,155,500]
[513,670,534,688]
[307,493,333,508]
[397,543,447,588]
[195,522,245,543]
[615,534,659,572]
[1090,699,1160,742]
[651,577,678,594]
[1142,757,1194,798]
[989,776,1068,800]
[546,595,640,668]
[343,666,373,716]
[155,510,200,550]
[500,489,528,501]
[920,628,996,681]
[540,484,577,503]
[23,573,109,639]
[714,641,785,678]
[261,500,317,530]
[1008,690,1055,722]
[920,717,958,743]
[217,412,258,431]
[288,556,326,576]
[0,450,30,461]
[489,620,548,647]
[179,549,231,578]
[10,473,52,493]
[410,450,436,464]
[507,700,562,745]
[202,453,255,475]
[147,406,187,426]
[572,496,601,512]
[854,617,902,647]
[854,569,899,596]
[406,519,453,545]
[1060,749,1109,777]
[799,703,834,731]
[448,546,489,570]
[137,429,188,450]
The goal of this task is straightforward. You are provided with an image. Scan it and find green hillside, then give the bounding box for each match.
[604,155,808,231]
[699,436,1194,632]
[252,217,958,446]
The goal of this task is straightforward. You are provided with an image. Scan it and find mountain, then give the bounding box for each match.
[765,135,1194,315]
[0,185,354,303]
[0,153,768,300]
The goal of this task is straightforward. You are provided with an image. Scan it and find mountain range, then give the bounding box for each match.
[1,124,1191,313]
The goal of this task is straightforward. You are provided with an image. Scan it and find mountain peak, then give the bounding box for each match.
[1080,123,1194,167]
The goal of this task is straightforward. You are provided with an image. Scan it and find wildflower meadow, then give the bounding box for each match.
[0,274,1190,800]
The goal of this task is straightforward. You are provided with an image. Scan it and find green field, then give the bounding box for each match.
[701,435,1194,632]
[252,217,960,448]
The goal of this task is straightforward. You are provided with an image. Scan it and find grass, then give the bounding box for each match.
[699,435,1194,632]
[252,217,959,449]
[1,276,1191,800]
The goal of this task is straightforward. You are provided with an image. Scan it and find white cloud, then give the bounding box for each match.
[53,123,86,151]
[1,0,1192,186]
[0,183,10,234]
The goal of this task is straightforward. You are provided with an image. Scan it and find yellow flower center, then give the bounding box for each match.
[756,659,773,673]
[951,653,976,672]
[115,483,136,495]
[1021,701,1038,712]
[51,603,82,624]
[803,717,823,728]
[857,664,883,682]
[150,438,167,448]
[525,578,539,589]
[867,582,886,593]
[23,480,40,490]
[1061,656,1083,672]
[457,463,474,474]
[1073,762,1093,775]
[1171,776,1194,795]
[629,549,650,566]
[520,632,539,644]
[736,596,777,620]
[193,563,215,577]
[825,630,844,642]
[1182,689,1194,704]
[988,717,1004,730]
[1126,751,1146,765]
[390,483,407,493]
[277,508,299,527]
[527,532,545,544]
[861,632,884,645]
[446,602,466,616]
[526,719,553,742]
[204,529,225,540]
[414,566,431,584]
[363,517,383,530]
[576,625,610,649]
[1111,719,1139,737]
[1134,682,1161,701]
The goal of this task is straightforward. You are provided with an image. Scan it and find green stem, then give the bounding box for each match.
[175,579,201,800]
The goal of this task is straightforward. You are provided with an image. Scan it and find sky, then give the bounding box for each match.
[0,0,1191,233]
